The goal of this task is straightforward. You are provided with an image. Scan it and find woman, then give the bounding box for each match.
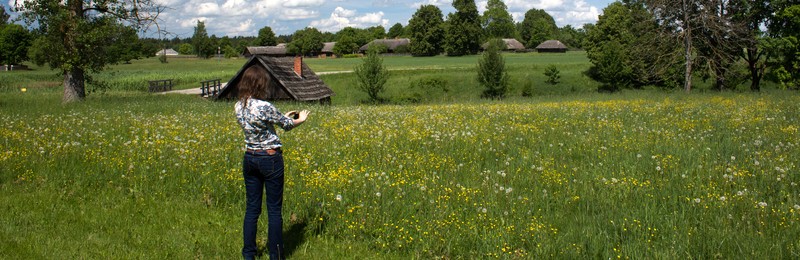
[235,65,309,260]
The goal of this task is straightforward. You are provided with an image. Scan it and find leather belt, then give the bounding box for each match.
[246,147,281,155]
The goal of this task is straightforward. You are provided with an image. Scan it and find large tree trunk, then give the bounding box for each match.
[746,47,763,91]
[62,67,85,103]
[61,0,85,103]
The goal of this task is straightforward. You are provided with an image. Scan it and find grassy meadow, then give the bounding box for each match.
[1,53,799,258]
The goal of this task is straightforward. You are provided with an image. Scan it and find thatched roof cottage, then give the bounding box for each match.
[481,38,527,52]
[535,40,568,53]
[358,38,410,53]
[216,55,334,103]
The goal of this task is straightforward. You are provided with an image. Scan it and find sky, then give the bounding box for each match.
[7,0,615,38]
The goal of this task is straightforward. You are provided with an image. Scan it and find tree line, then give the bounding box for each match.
[583,0,800,92]
[2,0,798,103]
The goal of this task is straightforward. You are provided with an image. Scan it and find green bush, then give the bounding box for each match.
[544,65,560,85]
[521,78,533,97]
[399,76,450,103]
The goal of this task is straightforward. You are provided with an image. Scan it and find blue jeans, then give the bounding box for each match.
[242,150,285,260]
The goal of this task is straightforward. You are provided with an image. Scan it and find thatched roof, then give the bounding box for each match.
[481,39,526,51]
[321,42,336,53]
[359,38,410,52]
[216,56,334,102]
[243,45,288,57]
[535,40,568,52]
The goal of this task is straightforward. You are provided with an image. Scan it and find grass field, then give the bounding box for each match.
[1,53,799,258]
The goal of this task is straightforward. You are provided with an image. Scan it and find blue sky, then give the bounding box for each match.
[7,0,615,38]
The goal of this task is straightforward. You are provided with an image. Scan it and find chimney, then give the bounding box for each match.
[293,56,303,77]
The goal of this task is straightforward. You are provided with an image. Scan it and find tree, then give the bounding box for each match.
[482,0,516,40]
[256,26,277,46]
[557,25,585,50]
[518,9,557,48]
[0,24,32,65]
[354,46,389,103]
[288,27,323,56]
[178,43,194,55]
[1,5,9,26]
[584,1,683,91]
[387,23,405,38]
[444,0,482,56]
[768,2,800,90]
[407,5,445,56]
[332,34,359,56]
[477,38,509,99]
[15,0,164,103]
[192,20,214,58]
[105,25,143,64]
[642,0,751,91]
[366,25,386,40]
[729,0,771,91]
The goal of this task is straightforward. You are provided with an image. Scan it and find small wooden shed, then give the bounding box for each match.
[535,40,568,53]
[215,55,334,103]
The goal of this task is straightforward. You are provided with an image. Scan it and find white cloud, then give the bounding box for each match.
[354,11,384,24]
[282,0,326,7]
[196,2,220,16]
[410,0,452,9]
[220,0,251,16]
[310,7,388,32]
[504,0,601,27]
[281,8,319,20]
[178,17,210,29]
[333,7,356,18]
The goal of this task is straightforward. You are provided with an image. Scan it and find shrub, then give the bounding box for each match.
[521,78,533,97]
[477,38,509,99]
[354,48,389,103]
[544,65,560,85]
[400,76,450,103]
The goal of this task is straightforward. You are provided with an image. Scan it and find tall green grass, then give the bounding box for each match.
[1,90,798,258]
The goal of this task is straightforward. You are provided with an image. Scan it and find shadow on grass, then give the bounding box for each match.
[283,221,308,257]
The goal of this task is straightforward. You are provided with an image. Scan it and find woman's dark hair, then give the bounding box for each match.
[238,65,271,105]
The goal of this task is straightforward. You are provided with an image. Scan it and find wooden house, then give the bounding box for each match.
[481,39,527,52]
[215,55,334,103]
[535,40,568,53]
[358,38,410,53]
[320,42,336,58]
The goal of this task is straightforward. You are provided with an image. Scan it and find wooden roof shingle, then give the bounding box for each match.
[215,56,334,102]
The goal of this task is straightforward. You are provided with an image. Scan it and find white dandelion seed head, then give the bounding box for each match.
[794,205,800,210]
[335,194,342,201]
[719,196,726,202]
[758,202,768,208]
[656,166,662,171]
[694,198,701,203]
[375,192,381,197]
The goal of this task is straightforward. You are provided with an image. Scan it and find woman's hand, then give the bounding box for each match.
[296,110,310,121]
[287,110,310,126]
